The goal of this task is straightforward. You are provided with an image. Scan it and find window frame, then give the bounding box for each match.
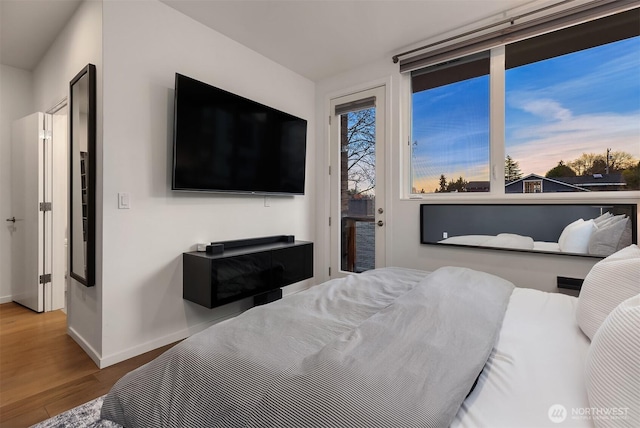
[403,13,640,203]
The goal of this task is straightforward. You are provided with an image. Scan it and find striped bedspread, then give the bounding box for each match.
[101,266,514,427]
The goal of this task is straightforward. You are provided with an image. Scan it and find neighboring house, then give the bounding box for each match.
[466,181,490,192]
[439,174,625,193]
[505,174,589,193]
[554,173,628,192]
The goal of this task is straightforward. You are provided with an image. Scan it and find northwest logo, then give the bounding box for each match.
[549,404,567,423]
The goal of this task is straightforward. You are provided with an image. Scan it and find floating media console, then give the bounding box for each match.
[183,236,313,309]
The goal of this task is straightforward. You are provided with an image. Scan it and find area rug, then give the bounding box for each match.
[30,395,121,428]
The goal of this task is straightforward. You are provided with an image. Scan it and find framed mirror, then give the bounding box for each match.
[69,64,96,286]
[420,203,637,258]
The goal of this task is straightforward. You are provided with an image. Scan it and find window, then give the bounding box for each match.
[505,11,640,193]
[410,9,640,195]
[411,53,490,194]
[524,180,542,193]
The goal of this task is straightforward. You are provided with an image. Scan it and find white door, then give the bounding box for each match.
[50,105,68,311]
[10,112,52,312]
[329,86,386,277]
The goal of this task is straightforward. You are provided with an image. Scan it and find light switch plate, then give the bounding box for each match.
[118,192,130,209]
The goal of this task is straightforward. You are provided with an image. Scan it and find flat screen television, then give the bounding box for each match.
[172,73,307,195]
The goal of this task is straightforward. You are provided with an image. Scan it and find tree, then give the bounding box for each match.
[545,160,576,178]
[588,159,607,175]
[569,152,600,176]
[341,108,376,197]
[568,151,637,176]
[622,161,640,190]
[437,174,447,192]
[434,174,467,192]
[504,155,523,182]
[446,176,468,192]
[607,151,636,172]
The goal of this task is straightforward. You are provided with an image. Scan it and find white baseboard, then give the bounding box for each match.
[0,295,13,304]
[68,326,102,368]
[282,279,313,296]
[98,313,239,368]
[84,286,313,369]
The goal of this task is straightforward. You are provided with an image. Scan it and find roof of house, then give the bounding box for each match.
[505,173,589,191]
[466,181,490,190]
[552,173,626,187]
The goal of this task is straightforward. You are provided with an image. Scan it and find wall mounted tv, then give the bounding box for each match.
[172,73,307,195]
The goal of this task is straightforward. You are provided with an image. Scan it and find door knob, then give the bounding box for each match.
[5,217,16,223]
[378,208,384,214]
[377,220,384,227]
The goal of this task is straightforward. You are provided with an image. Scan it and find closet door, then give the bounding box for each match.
[10,112,50,312]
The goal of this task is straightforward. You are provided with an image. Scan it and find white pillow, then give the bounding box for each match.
[560,219,595,253]
[576,244,640,340]
[558,218,584,250]
[588,217,629,256]
[585,294,640,428]
[593,211,613,227]
[595,214,626,229]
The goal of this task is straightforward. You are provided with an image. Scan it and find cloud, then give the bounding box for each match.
[518,99,573,122]
[507,111,640,175]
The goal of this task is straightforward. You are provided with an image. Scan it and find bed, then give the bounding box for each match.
[438,213,633,256]
[437,233,562,252]
[34,246,640,428]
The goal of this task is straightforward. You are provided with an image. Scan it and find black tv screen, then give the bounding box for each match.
[172,73,307,195]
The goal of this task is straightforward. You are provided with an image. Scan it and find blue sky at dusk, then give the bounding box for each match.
[412,36,640,192]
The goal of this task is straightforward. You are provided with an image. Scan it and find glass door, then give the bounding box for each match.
[329,86,386,276]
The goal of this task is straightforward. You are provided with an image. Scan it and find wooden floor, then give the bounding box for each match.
[0,302,177,427]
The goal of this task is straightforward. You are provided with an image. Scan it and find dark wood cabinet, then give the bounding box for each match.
[183,237,313,309]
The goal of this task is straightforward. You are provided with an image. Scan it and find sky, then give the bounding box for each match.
[411,36,640,193]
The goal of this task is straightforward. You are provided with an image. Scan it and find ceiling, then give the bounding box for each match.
[1,0,538,81]
[0,0,83,71]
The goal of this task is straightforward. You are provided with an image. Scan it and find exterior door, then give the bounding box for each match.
[329,86,386,277]
[10,112,51,312]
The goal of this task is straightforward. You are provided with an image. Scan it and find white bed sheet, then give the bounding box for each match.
[533,241,561,252]
[439,234,536,250]
[453,288,593,428]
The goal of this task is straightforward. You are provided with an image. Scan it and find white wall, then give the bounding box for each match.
[32,0,103,360]
[314,51,639,294]
[0,65,34,303]
[99,0,316,367]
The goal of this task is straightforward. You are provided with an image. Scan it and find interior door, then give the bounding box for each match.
[10,112,51,312]
[329,86,386,277]
[50,105,68,311]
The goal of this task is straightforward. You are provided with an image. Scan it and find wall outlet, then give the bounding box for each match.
[443,232,448,239]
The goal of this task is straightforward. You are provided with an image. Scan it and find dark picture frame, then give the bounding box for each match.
[69,64,96,287]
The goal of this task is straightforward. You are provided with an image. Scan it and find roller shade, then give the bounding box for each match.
[411,51,489,93]
[334,96,376,116]
[398,0,639,74]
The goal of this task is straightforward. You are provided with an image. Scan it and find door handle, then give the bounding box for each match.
[377,220,384,227]
[5,217,16,223]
